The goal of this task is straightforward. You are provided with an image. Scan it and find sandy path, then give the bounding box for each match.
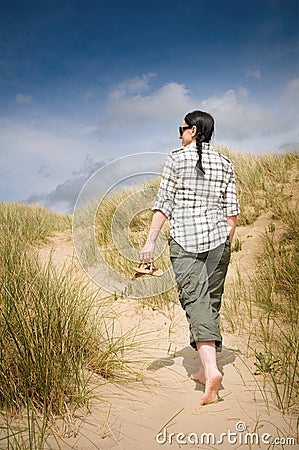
[37,221,297,450]
[51,313,295,450]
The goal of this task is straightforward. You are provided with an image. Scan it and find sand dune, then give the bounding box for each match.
[36,216,298,450]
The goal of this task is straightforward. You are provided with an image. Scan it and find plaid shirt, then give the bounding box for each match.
[152,142,240,253]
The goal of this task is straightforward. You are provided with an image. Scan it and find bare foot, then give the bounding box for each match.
[200,370,222,405]
[188,369,206,385]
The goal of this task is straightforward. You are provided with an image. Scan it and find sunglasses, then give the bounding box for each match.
[179,125,192,137]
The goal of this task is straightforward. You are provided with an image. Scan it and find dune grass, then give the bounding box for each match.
[1,149,297,446]
[92,149,298,305]
[0,201,71,245]
[89,149,299,412]
[251,203,298,412]
[0,202,144,448]
[91,187,178,312]
[218,147,298,226]
[221,152,299,413]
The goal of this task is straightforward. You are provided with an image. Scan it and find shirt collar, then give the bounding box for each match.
[186,141,213,151]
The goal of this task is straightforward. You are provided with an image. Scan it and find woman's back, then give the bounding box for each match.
[154,141,239,252]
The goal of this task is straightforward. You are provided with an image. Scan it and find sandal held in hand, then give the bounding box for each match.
[133,262,163,277]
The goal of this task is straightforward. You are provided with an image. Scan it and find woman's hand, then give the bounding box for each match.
[226,215,238,242]
[140,239,155,263]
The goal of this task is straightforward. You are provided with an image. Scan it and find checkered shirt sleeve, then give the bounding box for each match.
[152,153,177,218]
[223,166,240,217]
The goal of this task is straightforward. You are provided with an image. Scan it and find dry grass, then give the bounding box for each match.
[221,151,299,413]
[1,149,298,447]
[88,149,299,412]
[0,202,145,448]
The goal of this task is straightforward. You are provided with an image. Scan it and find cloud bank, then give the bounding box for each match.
[98,74,299,152]
[1,75,298,212]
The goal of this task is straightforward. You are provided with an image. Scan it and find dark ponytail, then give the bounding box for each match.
[184,110,214,174]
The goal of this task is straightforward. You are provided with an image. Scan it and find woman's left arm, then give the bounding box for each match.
[223,165,240,242]
[227,215,238,242]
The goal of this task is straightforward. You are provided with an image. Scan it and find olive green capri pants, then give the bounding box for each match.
[169,236,231,352]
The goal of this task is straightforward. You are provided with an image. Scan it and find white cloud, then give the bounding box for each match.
[95,80,197,156]
[26,153,167,213]
[201,87,299,151]
[110,73,156,99]
[200,87,288,141]
[0,120,105,205]
[98,75,298,152]
[99,79,196,139]
[15,93,34,104]
[27,155,107,212]
[245,68,262,80]
[83,90,92,103]
[1,75,298,212]
[281,77,299,107]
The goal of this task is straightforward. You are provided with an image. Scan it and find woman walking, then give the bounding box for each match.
[140,110,240,405]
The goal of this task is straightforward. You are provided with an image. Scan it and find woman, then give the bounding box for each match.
[140,110,240,405]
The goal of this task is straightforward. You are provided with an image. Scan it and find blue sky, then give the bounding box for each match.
[0,0,298,212]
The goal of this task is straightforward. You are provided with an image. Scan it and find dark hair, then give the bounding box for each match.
[184,110,214,174]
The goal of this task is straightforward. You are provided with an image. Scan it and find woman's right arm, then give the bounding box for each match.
[140,210,167,263]
[140,153,178,263]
